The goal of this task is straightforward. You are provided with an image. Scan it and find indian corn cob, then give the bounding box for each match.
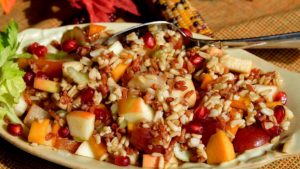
[157,0,213,36]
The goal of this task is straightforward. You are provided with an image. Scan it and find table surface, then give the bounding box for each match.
[1,0,300,168]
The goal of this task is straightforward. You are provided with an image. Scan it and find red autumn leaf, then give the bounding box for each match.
[0,0,16,14]
[68,0,140,22]
[114,0,140,16]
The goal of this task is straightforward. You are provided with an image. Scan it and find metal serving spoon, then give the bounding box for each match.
[103,21,300,49]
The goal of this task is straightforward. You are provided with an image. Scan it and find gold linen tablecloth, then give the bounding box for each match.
[1,0,300,168]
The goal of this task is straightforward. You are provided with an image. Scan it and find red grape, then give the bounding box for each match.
[274,91,287,105]
[129,127,164,154]
[201,118,224,145]
[7,123,23,136]
[233,126,271,153]
[114,156,130,166]
[262,121,282,137]
[130,127,152,152]
[143,32,156,49]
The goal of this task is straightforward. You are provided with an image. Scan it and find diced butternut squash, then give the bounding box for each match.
[88,136,107,160]
[33,78,60,93]
[28,119,51,145]
[88,24,106,36]
[266,101,282,108]
[43,122,61,146]
[52,122,60,134]
[231,97,250,111]
[226,124,239,139]
[142,154,161,169]
[200,74,213,89]
[111,54,132,82]
[226,108,243,138]
[206,130,236,164]
[111,62,129,82]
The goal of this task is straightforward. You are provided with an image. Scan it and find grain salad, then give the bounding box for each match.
[6,23,293,168]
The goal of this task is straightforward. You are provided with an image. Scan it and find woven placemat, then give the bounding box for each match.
[1,0,300,169]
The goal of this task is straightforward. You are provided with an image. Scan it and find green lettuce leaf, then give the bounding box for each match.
[0,20,26,125]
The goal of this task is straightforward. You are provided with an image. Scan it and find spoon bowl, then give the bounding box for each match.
[104,21,300,49]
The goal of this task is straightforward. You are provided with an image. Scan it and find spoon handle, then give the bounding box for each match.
[218,32,300,49]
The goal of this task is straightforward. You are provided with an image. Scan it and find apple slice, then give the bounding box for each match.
[118,97,154,123]
[13,95,28,116]
[108,41,123,55]
[75,141,95,158]
[128,74,165,92]
[220,55,252,73]
[62,61,83,77]
[24,104,50,127]
[173,143,191,162]
[75,137,107,159]
[66,111,95,141]
[33,78,60,93]
[170,76,196,107]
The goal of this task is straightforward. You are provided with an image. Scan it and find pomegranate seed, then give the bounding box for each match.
[193,106,208,121]
[111,123,119,132]
[62,40,78,53]
[33,45,48,57]
[27,42,39,53]
[274,105,285,124]
[81,87,95,104]
[92,107,108,121]
[274,91,287,105]
[190,54,204,66]
[7,123,23,136]
[180,28,192,37]
[143,32,156,49]
[58,126,70,138]
[36,71,49,80]
[184,121,203,134]
[114,156,130,166]
[23,71,35,85]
